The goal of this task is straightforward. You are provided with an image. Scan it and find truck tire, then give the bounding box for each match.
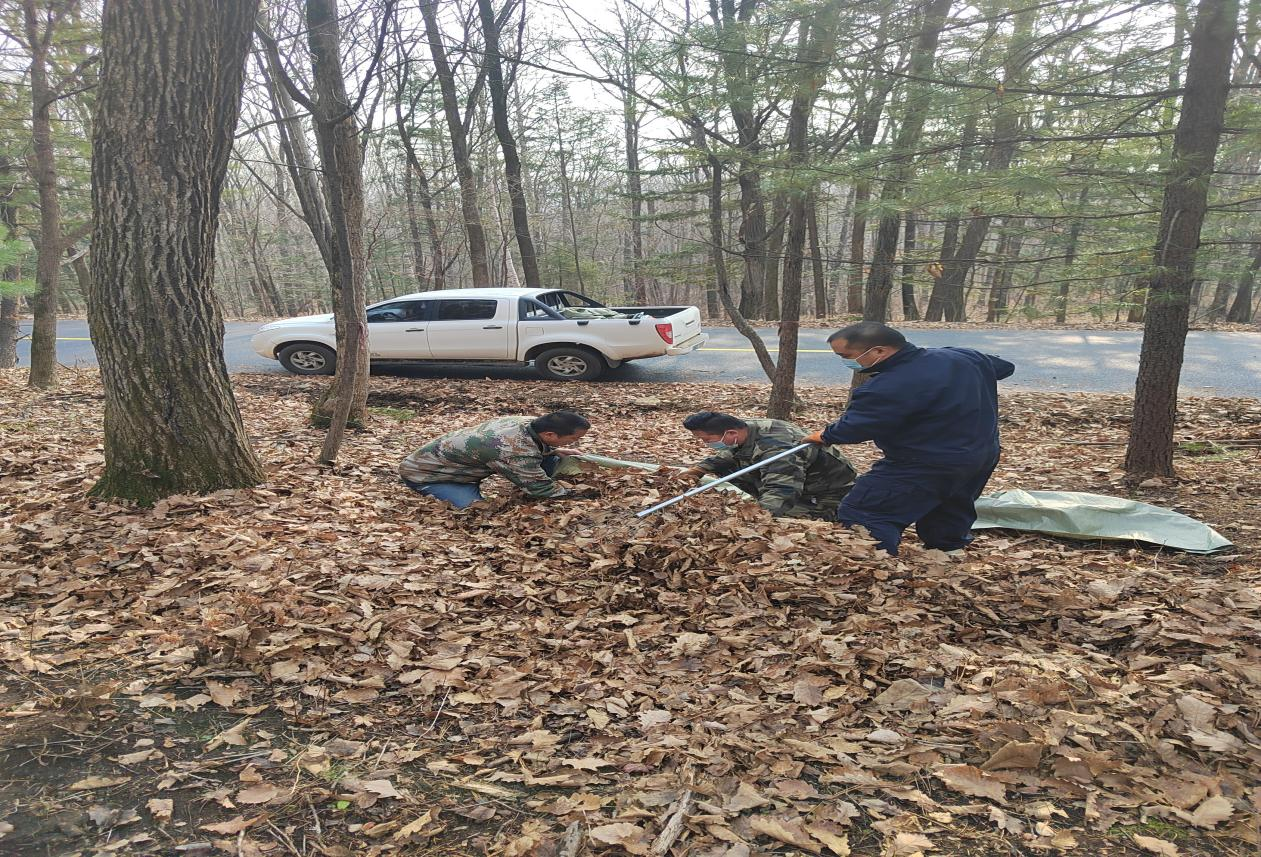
[534,347,603,381]
[278,343,337,375]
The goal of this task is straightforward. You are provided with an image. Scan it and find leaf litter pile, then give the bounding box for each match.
[2,369,1260,857]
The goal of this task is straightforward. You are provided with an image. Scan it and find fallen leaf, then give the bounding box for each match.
[146,798,173,821]
[206,681,243,708]
[725,782,771,812]
[1132,834,1180,856]
[393,810,439,841]
[235,784,280,805]
[590,822,650,854]
[933,765,1006,803]
[69,776,131,790]
[981,740,1044,771]
[201,816,260,835]
[749,815,820,853]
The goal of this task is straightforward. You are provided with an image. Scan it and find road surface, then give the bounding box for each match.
[16,319,1261,397]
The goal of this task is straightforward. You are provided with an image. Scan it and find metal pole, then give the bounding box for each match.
[635,443,813,518]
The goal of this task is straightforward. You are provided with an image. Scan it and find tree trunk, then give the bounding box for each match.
[1056,184,1091,322]
[1205,277,1233,322]
[477,0,540,291]
[22,0,64,388]
[86,0,264,503]
[306,0,371,463]
[420,0,491,288]
[847,184,869,314]
[764,191,786,319]
[861,0,952,323]
[901,215,920,320]
[0,156,19,369]
[1124,0,1237,478]
[768,2,841,419]
[403,163,428,288]
[1226,244,1259,322]
[621,33,647,303]
[808,194,827,318]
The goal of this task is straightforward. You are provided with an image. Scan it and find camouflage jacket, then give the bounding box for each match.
[399,417,567,499]
[696,419,856,515]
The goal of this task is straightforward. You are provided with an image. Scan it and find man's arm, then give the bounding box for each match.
[820,381,907,445]
[489,455,569,499]
[693,450,735,473]
[987,354,1015,380]
[753,446,809,515]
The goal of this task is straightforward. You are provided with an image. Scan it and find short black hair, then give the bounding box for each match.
[827,321,907,349]
[532,410,590,435]
[682,411,748,433]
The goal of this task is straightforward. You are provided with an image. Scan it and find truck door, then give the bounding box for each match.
[366,300,431,358]
[426,298,512,359]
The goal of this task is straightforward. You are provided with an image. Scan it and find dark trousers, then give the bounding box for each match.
[836,453,999,555]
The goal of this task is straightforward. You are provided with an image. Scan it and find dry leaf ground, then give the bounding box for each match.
[1,369,1259,857]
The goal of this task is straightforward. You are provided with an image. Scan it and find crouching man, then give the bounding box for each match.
[680,411,856,519]
[400,410,591,508]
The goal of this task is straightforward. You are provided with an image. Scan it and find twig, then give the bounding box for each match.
[650,789,692,856]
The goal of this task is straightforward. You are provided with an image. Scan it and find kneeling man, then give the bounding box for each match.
[681,411,856,519]
[400,410,590,508]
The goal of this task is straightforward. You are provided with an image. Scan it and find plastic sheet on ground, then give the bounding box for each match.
[565,454,1233,554]
[973,489,1233,553]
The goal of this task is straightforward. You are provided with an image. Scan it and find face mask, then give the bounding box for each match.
[840,347,877,371]
[707,440,733,450]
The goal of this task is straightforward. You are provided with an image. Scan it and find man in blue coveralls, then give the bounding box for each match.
[803,322,1015,555]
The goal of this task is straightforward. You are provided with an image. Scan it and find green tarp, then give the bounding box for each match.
[973,489,1232,554]
[565,455,1233,554]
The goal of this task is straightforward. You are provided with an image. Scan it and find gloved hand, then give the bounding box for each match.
[672,467,706,482]
[803,430,825,444]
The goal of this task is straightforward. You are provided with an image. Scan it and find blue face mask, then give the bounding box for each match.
[839,347,877,372]
[707,440,733,450]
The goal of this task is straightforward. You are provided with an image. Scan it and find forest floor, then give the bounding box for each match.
[2,370,1260,857]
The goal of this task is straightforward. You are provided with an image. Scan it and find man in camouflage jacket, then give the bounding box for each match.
[681,411,856,520]
[400,411,590,508]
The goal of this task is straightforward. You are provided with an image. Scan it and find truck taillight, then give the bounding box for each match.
[655,323,674,344]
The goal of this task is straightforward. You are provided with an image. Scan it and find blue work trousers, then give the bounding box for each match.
[836,453,999,555]
[403,455,560,509]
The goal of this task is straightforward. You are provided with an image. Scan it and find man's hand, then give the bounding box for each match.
[803,430,825,444]
[553,448,583,457]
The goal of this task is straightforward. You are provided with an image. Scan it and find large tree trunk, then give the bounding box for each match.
[306,0,370,463]
[1056,184,1091,322]
[403,163,428,288]
[86,0,264,503]
[22,0,65,388]
[477,0,540,291]
[861,0,953,323]
[768,2,841,419]
[1124,0,1237,478]
[763,191,786,319]
[420,0,491,288]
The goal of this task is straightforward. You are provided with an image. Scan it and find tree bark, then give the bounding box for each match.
[901,215,920,320]
[621,28,647,303]
[22,0,67,388]
[711,0,767,318]
[420,0,491,288]
[1226,244,1259,322]
[0,156,19,369]
[764,191,786,319]
[861,0,952,323]
[306,0,371,463]
[1056,184,1091,323]
[1124,0,1237,478]
[807,194,827,318]
[768,2,841,419]
[86,0,264,503]
[477,0,541,291]
[402,163,428,288]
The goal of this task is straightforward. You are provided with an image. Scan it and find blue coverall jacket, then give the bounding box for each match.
[821,344,1015,554]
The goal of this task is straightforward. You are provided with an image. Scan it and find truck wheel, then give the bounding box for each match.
[278,343,337,375]
[535,347,603,381]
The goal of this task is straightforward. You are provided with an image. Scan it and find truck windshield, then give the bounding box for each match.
[536,290,606,311]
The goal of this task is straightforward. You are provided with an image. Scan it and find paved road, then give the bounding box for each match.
[17,319,1261,396]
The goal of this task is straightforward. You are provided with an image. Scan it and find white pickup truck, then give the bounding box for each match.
[250,287,708,381]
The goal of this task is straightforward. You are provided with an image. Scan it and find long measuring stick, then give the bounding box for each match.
[635,442,813,518]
